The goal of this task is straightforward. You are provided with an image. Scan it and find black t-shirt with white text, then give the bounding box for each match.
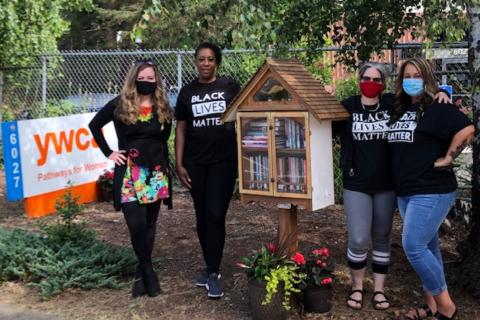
[341,95,394,193]
[175,77,240,164]
[388,101,472,196]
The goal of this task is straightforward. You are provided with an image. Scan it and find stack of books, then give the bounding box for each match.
[284,119,306,149]
[277,156,307,193]
[247,154,269,190]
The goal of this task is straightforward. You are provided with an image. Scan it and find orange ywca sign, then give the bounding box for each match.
[2,113,117,218]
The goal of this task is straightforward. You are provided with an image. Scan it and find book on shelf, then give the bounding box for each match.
[273,155,307,193]
[249,119,268,127]
[249,155,254,189]
[277,157,285,191]
[248,126,267,132]
[262,156,268,190]
[247,154,270,190]
[283,118,306,150]
[242,130,268,147]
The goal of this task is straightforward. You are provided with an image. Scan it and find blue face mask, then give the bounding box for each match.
[402,79,425,97]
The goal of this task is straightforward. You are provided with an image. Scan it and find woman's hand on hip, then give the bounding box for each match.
[434,156,451,168]
[108,150,127,165]
[177,165,192,189]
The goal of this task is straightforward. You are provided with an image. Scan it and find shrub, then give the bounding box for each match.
[0,181,137,299]
[333,76,360,101]
[0,228,136,299]
[37,181,94,245]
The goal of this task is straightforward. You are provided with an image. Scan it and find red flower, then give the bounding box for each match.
[291,252,306,265]
[313,247,329,257]
[266,243,275,253]
[321,278,333,285]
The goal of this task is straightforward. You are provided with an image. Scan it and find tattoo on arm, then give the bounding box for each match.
[449,139,468,160]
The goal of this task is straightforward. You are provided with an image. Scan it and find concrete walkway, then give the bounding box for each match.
[0,303,69,320]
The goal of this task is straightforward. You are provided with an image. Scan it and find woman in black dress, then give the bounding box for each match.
[89,59,172,298]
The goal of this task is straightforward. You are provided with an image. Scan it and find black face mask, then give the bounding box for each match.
[135,81,157,95]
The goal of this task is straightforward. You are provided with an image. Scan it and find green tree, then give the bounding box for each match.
[58,0,139,50]
[134,0,474,65]
[456,2,480,299]
[59,0,243,50]
[0,0,93,66]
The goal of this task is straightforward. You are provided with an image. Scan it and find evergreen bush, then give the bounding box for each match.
[0,182,137,299]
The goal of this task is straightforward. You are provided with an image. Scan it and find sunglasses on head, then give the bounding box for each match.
[134,59,156,66]
[360,76,383,83]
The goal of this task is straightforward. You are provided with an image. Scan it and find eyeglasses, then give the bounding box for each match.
[360,76,383,83]
[133,59,156,66]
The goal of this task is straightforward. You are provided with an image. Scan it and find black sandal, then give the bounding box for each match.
[346,289,363,310]
[404,304,433,319]
[371,291,390,310]
[434,310,457,320]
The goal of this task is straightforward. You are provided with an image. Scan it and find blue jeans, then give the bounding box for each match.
[397,191,456,296]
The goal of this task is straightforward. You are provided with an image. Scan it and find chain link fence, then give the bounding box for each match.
[0,43,473,205]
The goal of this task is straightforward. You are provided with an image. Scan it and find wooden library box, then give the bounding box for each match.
[221,58,349,211]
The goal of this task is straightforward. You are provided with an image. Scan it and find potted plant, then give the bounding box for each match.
[238,238,302,320]
[96,169,114,201]
[294,247,336,313]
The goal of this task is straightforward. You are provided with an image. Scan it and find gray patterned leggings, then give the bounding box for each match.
[343,189,396,274]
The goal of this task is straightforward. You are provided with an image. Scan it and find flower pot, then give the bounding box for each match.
[100,188,113,202]
[303,285,333,313]
[248,279,287,320]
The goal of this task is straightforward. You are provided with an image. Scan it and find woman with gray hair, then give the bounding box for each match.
[328,62,450,312]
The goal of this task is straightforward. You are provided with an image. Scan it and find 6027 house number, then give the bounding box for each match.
[9,132,21,188]
[453,49,468,56]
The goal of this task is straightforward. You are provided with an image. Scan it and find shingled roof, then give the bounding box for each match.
[221,58,349,123]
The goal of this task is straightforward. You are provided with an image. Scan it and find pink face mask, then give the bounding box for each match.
[359,81,383,98]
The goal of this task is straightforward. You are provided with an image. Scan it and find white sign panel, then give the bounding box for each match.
[6,113,117,198]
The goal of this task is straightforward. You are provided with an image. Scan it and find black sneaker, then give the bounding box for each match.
[196,270,221,287]
[195,271,209,287]
[206,273,224,298]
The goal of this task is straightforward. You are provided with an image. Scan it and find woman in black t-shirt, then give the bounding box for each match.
[89,60,173,298]
[327,62,450,312]
[388,58,473,320]
[175,42,240,299]
[329,63,397,311]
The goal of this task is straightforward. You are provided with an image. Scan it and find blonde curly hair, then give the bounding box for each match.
[115,62,172,125]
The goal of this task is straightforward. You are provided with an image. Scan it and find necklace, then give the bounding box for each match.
[361,102,380,112]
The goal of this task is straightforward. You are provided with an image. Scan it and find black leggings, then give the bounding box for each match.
[185,161,237,274]
[122,200,161,266]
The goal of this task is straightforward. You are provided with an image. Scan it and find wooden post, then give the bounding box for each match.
[277,204,298,257]
[277,203,299,308]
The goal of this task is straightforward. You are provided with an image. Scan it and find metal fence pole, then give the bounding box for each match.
[42,56,47,117]
[390,48,396,92]
[177,53,182,93]
[0,70,3,139]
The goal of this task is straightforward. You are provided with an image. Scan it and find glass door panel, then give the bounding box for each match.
[273,115,308,195]
[239,115,271,193]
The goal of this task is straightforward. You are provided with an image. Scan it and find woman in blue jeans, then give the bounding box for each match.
[388,58,474,320]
